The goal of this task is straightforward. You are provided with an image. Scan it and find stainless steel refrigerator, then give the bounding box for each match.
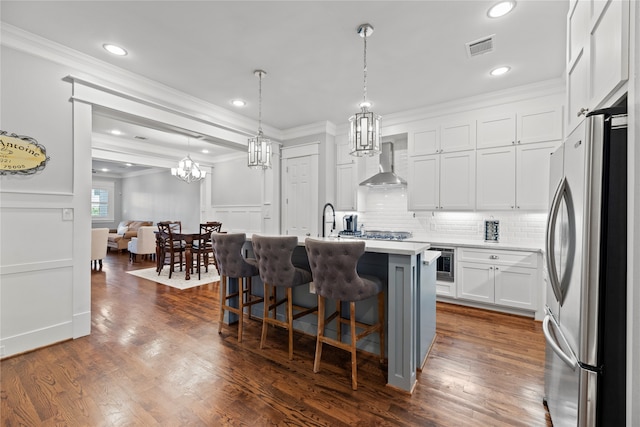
[543,107,627,426]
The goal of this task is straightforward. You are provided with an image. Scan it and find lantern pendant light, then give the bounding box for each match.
[349,23,381,157]
[247,69,272,169]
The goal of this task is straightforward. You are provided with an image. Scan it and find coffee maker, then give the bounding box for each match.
[343,214,358,234]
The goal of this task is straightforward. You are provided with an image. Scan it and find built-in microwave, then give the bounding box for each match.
[431,247,454,282]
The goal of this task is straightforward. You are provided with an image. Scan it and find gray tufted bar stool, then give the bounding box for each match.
[251,234,317,360]
[304,238,385,390]
[212,233,263,342]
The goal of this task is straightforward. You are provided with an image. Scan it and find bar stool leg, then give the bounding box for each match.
[260,283,272,350]
[313,295,325,373]
[378,292,385,363]
[237,277,244,343]
[218,275,227,334]
[350,302,358,390]
[287,287,294,360]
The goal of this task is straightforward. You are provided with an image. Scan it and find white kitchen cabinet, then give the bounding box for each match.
[440,119,476,152]
[408,150,475,211]
[408,154,439,210]
[456,247,539,311]
[476,141,559,210]
[566,0,629,134]
[476,107,562,149]
[336,136,356,165]
[439,151,475,210]
[410,126,439,156]
[336,163,357,211]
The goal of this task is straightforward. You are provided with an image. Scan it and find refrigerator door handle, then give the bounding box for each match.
[543,312,578,370]
[545,177,576,306]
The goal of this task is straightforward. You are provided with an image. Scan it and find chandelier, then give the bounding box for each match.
[171,138,206,183]
[247,69,272,169]
[349,23,381,157]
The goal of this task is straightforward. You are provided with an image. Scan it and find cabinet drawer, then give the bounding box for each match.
[458,247,538,268]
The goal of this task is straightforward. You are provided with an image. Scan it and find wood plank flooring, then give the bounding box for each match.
[1,251,552,426]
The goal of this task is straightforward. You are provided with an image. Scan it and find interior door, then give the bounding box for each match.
[282,153,318,238]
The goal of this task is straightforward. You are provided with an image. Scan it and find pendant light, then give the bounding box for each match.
[247,69,272,169]
[349,23,381,157]
[171,137,206,183]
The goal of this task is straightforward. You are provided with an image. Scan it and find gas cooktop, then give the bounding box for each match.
[337,230,413,241]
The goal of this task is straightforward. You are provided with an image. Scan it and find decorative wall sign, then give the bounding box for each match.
[0,130,50,175]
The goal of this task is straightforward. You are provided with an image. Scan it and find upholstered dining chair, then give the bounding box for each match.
[212,232,263,342]
[157,221,184,278]
[128,226,156,263]
[304,238,385,390]
[251,234,317,360]
[91,228,109,270]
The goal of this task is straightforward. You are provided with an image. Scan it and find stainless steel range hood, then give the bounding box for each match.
[359,141,407,187]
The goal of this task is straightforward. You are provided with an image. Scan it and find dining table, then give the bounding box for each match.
[155,231,210,280]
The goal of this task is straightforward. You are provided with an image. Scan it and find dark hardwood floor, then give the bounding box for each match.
[1,251,552,426]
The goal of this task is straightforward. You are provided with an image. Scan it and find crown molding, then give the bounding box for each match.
[1,23,283,140]
[281,121,337,140]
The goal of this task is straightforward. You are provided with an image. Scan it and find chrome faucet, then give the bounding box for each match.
[322,203,336,237]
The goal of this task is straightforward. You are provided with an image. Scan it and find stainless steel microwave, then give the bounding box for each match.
[431,247,454,282]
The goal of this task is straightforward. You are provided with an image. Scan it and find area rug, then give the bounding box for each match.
[127,267,220,290]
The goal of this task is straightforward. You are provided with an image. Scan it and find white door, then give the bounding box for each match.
[281,144,319,238]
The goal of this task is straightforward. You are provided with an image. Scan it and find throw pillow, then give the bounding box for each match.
[117,225,129,235]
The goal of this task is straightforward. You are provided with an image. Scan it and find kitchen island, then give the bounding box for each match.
[227,236,438,394]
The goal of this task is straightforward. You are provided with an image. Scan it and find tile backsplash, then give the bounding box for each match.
[336,186,547,246]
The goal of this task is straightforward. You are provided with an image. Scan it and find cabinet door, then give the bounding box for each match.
[476,147,516,210]
[516,141,559,210]
[410,127,439,156]
[336,163,356,210]
[567,47,590,134]
[440,151,475,210]
[476,114,516,149]
[517,107,563,144]
[336,137,355,165]
[457,261,494,303]
[494,265,537,310]
[440,120,476,152]
[408,154,439,210]
[589,0,629,107]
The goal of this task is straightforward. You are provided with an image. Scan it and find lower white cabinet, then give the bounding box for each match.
[456,247,539,311]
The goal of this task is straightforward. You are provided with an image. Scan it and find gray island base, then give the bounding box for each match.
[223,237,438,394]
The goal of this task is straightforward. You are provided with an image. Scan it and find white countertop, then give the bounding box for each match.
[406,236,543,253]
[302,236,431,256]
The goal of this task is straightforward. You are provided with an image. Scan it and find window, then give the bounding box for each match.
[91,181,115,221]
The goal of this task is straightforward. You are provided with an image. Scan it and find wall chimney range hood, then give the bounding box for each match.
[359,141,406,187]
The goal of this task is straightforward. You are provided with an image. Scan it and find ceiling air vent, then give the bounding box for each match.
[466,35,495,58]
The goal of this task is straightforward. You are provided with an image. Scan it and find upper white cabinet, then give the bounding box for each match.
[476,107,562,149]
[336,137,356,165]
[336,163,357,211]
[566,0,629,133]
[440,120,476,152]
[409,119,475,156]
[476,141,559,210]
[408,151,475,211]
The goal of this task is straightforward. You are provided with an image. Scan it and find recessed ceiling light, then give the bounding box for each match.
[487,1,516,18]
[101,168,109,172]
[231,99,246,107]
[490,66,511,76]
[110,129,122,136]
[125,163,133,167]
[201,149,209,154]
[103,43,128,56]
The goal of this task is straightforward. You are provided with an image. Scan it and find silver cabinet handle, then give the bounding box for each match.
[577,107,589,117]
[489,266,493,270]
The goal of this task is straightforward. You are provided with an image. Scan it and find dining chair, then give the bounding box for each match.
[193,222,223,276]
[128,226,156,263]
[304,238,385,390]
[157,221,184,278]
[212,232,263,342]
[251,234,317,360]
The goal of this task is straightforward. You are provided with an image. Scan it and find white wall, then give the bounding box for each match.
[1,45,91,356]
[121,170,201,230]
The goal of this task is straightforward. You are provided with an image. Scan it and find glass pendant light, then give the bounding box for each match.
[171,137,206,183]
